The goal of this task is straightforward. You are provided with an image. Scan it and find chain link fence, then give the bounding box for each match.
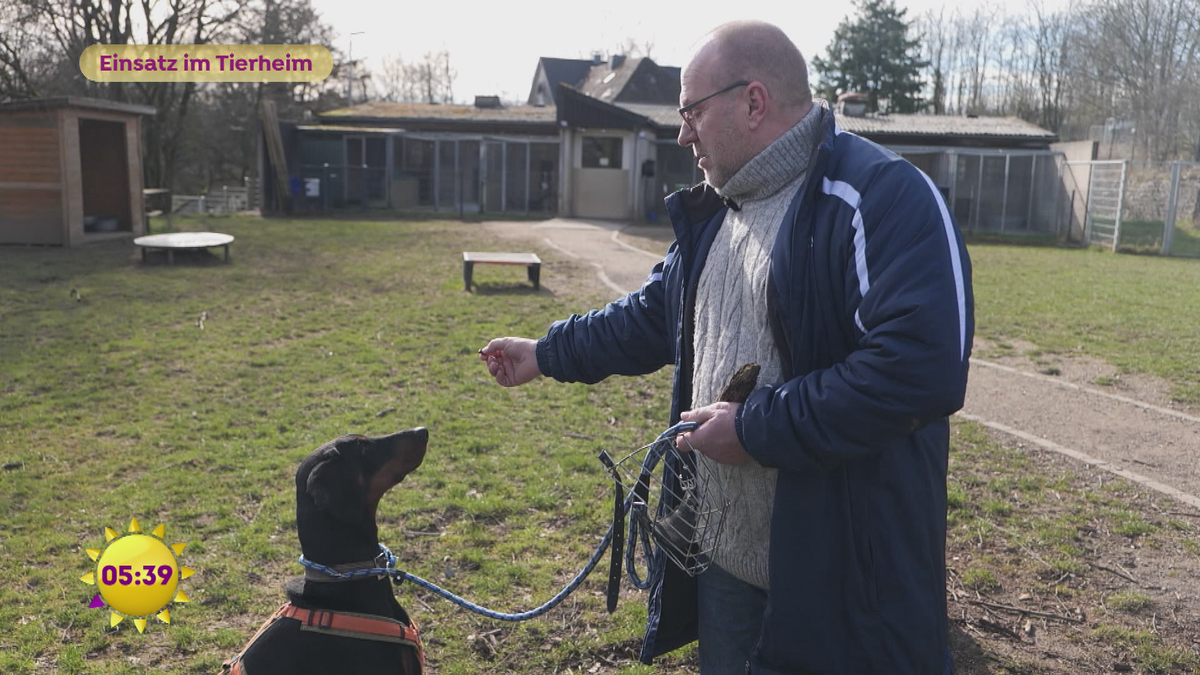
[275,135,560,217]
[1057,159,1200,257]
[945,152,1062,236]
[171,184,254,215]
[1124,162,1200,257]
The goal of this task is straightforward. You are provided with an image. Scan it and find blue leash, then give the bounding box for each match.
[298,421,698,622]
[622,421,696,590]
[300,535,613,622]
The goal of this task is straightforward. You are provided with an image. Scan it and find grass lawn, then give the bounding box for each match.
[0,216,684,674]
[3,216,1200,674]
[969,242,1200,404]
[1082,217,1200,258]
[1114,220,1200,258]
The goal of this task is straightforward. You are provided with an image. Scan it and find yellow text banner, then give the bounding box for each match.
[80,44,332,83]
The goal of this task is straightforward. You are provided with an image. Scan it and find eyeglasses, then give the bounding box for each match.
[678,81,751,125]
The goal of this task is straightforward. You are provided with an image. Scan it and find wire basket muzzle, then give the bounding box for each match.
[612,426,729,576]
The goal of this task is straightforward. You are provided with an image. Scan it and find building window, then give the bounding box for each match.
[582,136,623,169]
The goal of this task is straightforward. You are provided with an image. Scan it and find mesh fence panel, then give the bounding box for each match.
[505,142,528,212]
[484,141,503,213]
[437,140,457,209]
[1164,163,1200,257]
[1085,161,1126,250]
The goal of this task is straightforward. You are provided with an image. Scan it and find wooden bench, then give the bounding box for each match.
[462,252,542,292]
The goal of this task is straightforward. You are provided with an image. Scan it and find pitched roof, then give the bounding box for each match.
[616,102,682,127]
[574,57,679,105]
[576,56,642,103]
[557,85,654,130]
[319,101,555,125]
[535,57,594,106]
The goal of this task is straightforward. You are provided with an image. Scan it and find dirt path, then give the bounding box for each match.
[481,218,666,297]
[963,345,1200,508]
[481,217,1200,509]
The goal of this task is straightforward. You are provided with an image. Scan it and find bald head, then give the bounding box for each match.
[677,21,815,188]
[695,21,812,111]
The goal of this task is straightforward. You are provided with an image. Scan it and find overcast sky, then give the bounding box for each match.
[307,0,1071,104]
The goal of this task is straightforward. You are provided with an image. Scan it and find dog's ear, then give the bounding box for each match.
[305,450,364,523]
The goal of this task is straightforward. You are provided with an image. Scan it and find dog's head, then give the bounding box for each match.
[295,427,429,565]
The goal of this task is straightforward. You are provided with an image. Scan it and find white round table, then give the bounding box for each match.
[134,232,234,264]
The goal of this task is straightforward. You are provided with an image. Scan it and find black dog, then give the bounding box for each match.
[222,428,429,675]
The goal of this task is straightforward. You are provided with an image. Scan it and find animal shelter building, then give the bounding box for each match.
[0,97,155,247]
[261,55,1063,234]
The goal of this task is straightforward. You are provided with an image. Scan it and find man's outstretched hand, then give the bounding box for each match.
[479,337,542,387]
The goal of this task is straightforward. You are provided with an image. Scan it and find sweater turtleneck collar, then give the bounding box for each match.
[717,102,825,204]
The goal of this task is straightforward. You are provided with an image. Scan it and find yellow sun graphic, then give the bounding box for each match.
[79,517,195,632]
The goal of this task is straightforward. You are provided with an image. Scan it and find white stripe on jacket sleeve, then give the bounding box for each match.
[821,177,869,333]
[822,173,967,358]
[917,171,968,360]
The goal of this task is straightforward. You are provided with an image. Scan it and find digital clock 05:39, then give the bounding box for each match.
[80,518,194,632]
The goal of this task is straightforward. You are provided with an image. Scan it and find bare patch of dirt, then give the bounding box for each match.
[974,337,1199,416]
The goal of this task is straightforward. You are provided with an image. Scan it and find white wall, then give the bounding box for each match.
[567,128,638,220]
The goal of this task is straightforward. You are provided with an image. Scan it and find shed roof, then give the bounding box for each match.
[0,96,156,116]
[295,124,404,134]
[836,112,1056,140]
[613,101,1056,143]
[320,101,555,125]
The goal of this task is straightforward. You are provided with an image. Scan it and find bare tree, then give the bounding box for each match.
[1,0,342,192]
[960,5,995,114]
[0,3,45,99]
[0,0,250,188]
[375,54,416,102]
[1070,0,1200,160]
[917,8,953,114]
[370,51,457,104]
[170,0,341,193]
[1027,2,1069,132]
[614,37,655,60]
[401,50,455,104]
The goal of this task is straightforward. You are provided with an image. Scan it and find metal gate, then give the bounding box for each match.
[1071,160,1127,251]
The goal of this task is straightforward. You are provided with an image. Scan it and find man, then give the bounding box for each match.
[480,20,973,674]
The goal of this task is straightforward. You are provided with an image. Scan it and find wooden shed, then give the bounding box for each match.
[0,97,155,247]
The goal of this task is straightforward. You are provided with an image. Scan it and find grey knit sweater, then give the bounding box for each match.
[693,103,825,589]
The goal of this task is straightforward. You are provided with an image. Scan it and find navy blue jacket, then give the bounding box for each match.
[536,109,974,674]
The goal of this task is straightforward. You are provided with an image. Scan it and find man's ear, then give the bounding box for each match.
[306,451,363,523]
[746,81,769,130]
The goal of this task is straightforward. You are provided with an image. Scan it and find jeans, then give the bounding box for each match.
[697,563,768,675]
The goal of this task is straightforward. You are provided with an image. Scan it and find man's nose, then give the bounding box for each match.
[677,120,696,147]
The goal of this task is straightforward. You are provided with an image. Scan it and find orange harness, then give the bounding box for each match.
[223,602,424,674]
